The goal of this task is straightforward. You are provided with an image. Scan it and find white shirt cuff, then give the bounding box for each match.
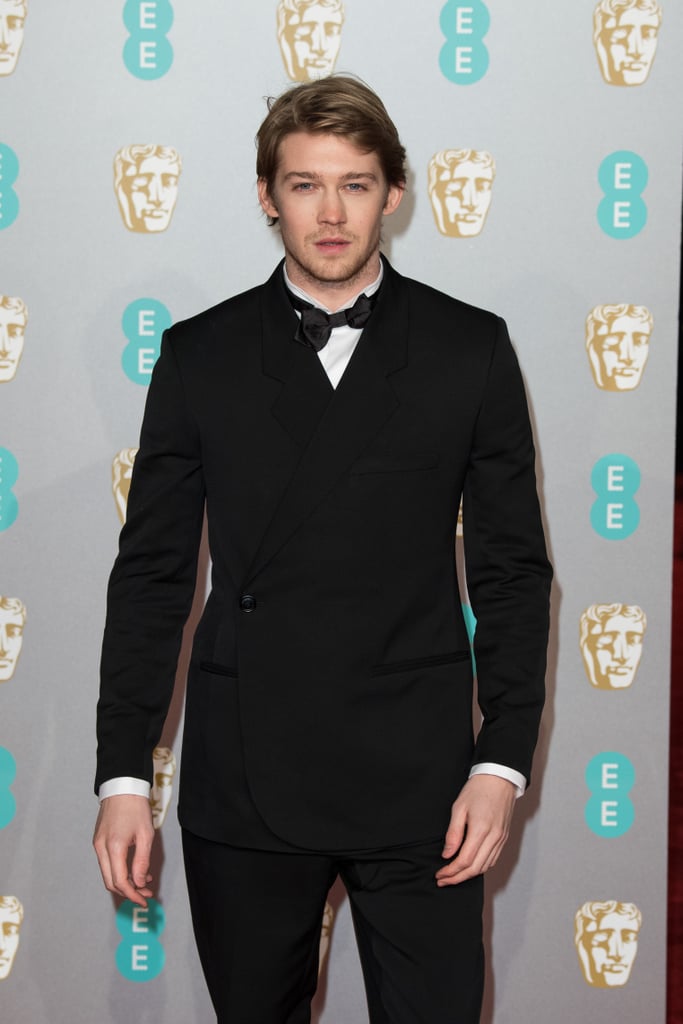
[469,763,526,797]
[98,777,151,801]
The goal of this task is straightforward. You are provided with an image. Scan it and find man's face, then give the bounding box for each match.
[120,155,180,233]
[589,613,644,688]
[433,158,494,237]
[600,7,660,85]
[0,2,26,77]
[585,911,640,986]
[0,907,21,979]
[150,757,175,829]
[591,313,650,390]
[0,303,26,382]
[258,132,403,303]
[0,605,24,682]
[280,3,343,82]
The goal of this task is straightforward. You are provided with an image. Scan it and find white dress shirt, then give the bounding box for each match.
[99,264,525,801]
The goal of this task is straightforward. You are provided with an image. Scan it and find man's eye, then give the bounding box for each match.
[346,183,365,192]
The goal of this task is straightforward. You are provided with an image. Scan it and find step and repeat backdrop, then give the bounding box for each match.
[1,2,682,1022]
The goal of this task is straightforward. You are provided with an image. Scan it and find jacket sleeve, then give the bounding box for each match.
[95,331,205,791]
[463,317,552,786]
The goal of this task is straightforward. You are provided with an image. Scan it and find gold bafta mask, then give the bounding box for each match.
[114,145,182,233]
[0,0,27,77]
[112,448,138,525]
[593,0,662,86]
[586,305,652,391]
[277,0,344,82]
[150,746,176,829]
[0,896,23,980]
[318,900,334,975]
[575,901,641,987]
[428,150,496,238]
[0,596,26,684]
[579,604,645,690]
[0,296,27,383]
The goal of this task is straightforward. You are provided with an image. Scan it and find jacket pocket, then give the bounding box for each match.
[199,660,237,678]
[371,650,471,677]
[351,452,438,475]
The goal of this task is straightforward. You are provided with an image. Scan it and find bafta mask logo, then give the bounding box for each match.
[586,304,652,391]
[114,145,182,233]
[319,901,334,975]
[0,896,23,980]
[428,150,495,238]
[0,0,26,77]
[150,747,176,829]
[579,604,645,689]
[112,448,138,525]
[575,901,641,987]
[0,596,25,683]
[593,0,662,86]
[277,0,344,82]
[0,296,27,383]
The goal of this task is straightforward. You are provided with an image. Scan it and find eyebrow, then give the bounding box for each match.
[281,171,380,183]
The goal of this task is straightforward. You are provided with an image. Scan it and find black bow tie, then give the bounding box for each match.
[289,291,376,351]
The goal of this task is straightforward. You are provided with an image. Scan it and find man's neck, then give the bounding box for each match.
[283,252,382,311]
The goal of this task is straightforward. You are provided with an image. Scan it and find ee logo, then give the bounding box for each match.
[0,747,17,830]
[122,299,171,384]
[123,0,174,80]
[598,152,648,239]
[0,448,19,532]
[0,144,20,230]
[585,752,635,838]
[439,1,490,84]
[116,898,166,981]
[591,454,640,540]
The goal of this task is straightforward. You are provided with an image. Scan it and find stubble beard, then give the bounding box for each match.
[284,229,383,300]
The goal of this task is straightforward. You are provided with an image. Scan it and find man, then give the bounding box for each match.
[0,0,26,77]
[593,0,662,86]
[428,149,495,238]
[277,0,344,82]
[574,900,641,987]
[585,303,652,391]
[113,144,182,233]
[0,596,25,683]
[0,895,23,980]
[94,76,551,1023]
[0,295,28,384]
[579,603,645,690]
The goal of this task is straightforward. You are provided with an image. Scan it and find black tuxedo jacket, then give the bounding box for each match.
[96,259,552,852]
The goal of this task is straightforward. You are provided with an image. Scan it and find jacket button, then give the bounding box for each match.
[240,594,256,612]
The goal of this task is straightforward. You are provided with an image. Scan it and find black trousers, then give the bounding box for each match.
[182,829,484,1024]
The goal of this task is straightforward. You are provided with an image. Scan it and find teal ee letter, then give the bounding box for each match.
[439,1,490,84]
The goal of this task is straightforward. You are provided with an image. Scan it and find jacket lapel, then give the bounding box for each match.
[245,259,409,585]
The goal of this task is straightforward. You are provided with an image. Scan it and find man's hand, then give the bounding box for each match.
[435,775,517,887]
[93,795,155,907]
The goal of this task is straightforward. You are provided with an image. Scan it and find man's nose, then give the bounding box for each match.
[318,190,345,224]
[0,19,8,48]
[0,628,8,654]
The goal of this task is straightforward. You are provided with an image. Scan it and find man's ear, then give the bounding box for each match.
[383,182,405,217]
[257,178,278,219]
